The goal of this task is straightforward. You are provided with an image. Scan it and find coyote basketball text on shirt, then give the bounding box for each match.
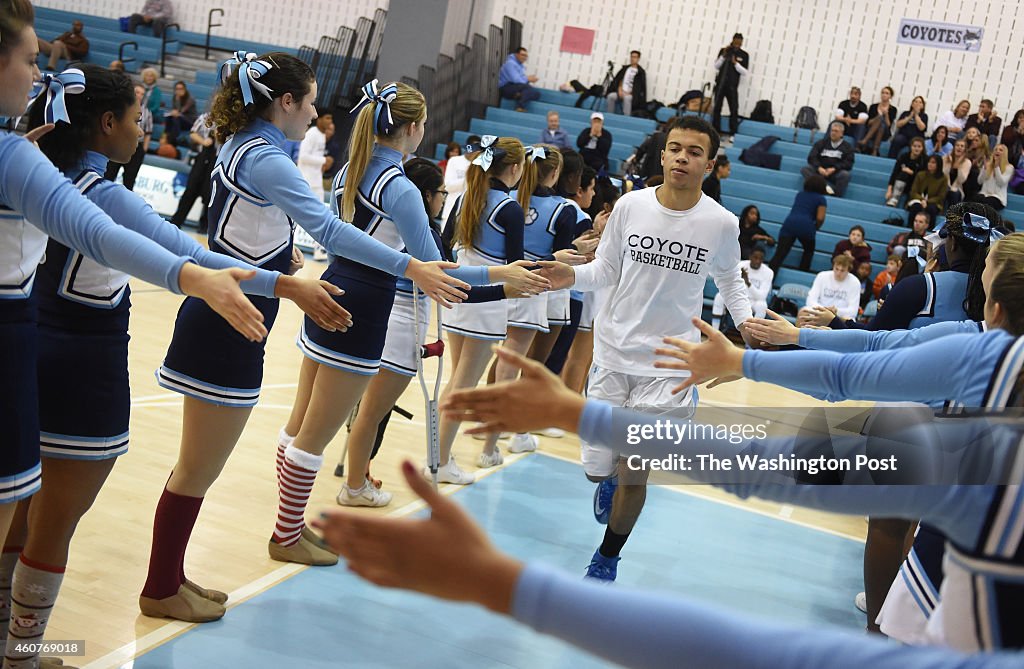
[574,187,752,377]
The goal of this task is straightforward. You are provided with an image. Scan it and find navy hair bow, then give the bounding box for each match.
[350,79,400,135]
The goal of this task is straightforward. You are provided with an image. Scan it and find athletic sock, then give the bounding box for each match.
[272,446,323,548]
[142,485,204,600]
[0,548,20,641]
[276,428,295,486]
[5,555,64,668]
[598,527,630,559]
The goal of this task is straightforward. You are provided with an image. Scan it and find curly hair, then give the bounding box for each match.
[942,201,1004,321]
[208,52,314,144]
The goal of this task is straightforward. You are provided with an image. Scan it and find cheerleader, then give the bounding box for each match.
[432,136,527,484]
[0,63,352,668]
[478,144,579,463]
[0,4,270,642]
[141,58,469,622]
[337,158,538,504]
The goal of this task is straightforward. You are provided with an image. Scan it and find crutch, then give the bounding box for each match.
[413,284,445,489]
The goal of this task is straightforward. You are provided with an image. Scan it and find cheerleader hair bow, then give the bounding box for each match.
[350,79,399,135]
[961,211,1005,244]
[467,135,506,171]
[220,51,275,108]
[525,145,547,163]
[35,68,86,125]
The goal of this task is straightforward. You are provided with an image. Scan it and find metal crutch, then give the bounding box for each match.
[413,284,445,490]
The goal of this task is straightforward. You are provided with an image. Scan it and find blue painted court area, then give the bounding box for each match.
[132,454,864,668]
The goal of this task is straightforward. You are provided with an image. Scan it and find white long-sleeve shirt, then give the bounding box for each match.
[806,270,861,320]
[741,260,773,304]
[441,154,471,224]
[572,187,752,376]
[297,125,327,200]
[977,163,1014,206]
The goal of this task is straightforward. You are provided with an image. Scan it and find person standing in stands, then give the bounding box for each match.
[605,50,646,118]
[128,0,175,38]
[577,112,612,172]
[36,19,88,71]
[498,47,540,112]
[711,33,749,137]
[104,83,152,191]
[768,174,827,273]
[170,112,217,232]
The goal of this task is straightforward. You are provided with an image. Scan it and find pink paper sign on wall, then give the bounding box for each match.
[560,26,595,55]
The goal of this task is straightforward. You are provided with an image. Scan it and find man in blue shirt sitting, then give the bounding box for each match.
[499,47,541,112]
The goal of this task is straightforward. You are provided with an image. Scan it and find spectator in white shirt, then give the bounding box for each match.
[441,134,478,224]
[803,254,861,320]
[968,143,1014,210]
[297,111,334,201]
[934,100,971,140]
[712,247,773,330]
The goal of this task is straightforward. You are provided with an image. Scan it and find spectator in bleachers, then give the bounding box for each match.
[738,204,774,259]
[768,174,827,273]
[887,95,927,158]
[965,98,1001,147]
[872,255,901,300]
[856,86,897,156]
[834,86,868,144]
[104,83,151,191]
[438,141,460,174]
[934,99,970,140]
[109,59,125,73]
[831,224,872,267]
[128,0,175,38]
[605,50,646,118]
[999,109,1024,165]
[887,211,930,256]
[803,254,860,320]
[442,134,478,224]
[906,154,948,222]
[854,260,874,308]
[968,144,1014,211]
[924,125,952,156]
[36,19,88,71]
[943,138,972,207]
[577,112,612,172]
[170,112,216,232]
[140,67,162,117]
[712,247,772,330]
[498,47,539,112]
[634,118,672,180]
[163,80,196,145]
[711,33,749,137]
[700,154,729,203]
[801,121,854,196]
[155,132,179,159]
[885,135,925,206]
[539,111,571,151]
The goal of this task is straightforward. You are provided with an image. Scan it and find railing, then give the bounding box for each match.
[159,22,180,77]
[118,41,138,69]
[204,8,225,60]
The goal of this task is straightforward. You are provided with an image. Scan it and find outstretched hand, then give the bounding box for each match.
[441,347,586,434]
[654,318,746,394]
[742,309,799,346]
[531,261,575,291]
[312,460,523,613]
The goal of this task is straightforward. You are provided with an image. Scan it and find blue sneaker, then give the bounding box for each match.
[592,475,618,525]
[585,550,620,582]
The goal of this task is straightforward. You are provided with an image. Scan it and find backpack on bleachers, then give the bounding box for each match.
[750,100,774,124]
[793,106,820,143]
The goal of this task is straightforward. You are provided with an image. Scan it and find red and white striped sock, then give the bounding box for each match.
[272,445,322,548]
[276,428,295,488]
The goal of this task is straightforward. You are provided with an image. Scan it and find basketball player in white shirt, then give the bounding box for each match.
[539,115,755,580]
[712,247,773,329]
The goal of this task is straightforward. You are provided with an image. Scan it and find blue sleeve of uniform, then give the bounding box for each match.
[0,134,187,293]
[577,400,993,547]
[512,561,1018,669]
[385,181,488,284]
[91,182,279,298]
[742,331,1004,406]
[864,274,927,331]
[798,320,982,353]
[499,200,525,261]
[245,148,411,276]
